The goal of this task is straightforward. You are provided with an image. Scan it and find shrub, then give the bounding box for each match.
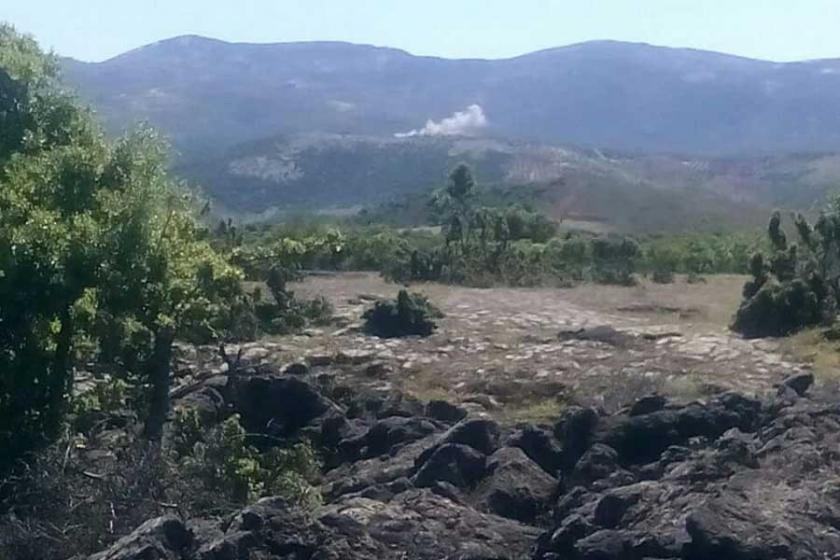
[732,278,822,338]
[733,207,839,338]
[177,413,321,508]
[363,290,440,338]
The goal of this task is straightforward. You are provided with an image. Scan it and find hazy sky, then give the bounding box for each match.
[3,0,840,62]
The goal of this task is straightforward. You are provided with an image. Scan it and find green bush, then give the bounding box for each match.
[733,208,838,338]
[732,278,822,338]
[176,413,321,507]
[363,290,440,338]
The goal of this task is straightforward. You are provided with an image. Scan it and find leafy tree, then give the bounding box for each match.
[91,133,243,438]
[0,25,112,464]
[438,163,477,249]
[0,26,244,464]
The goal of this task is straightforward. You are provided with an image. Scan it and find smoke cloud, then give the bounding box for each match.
[396,104,488,138]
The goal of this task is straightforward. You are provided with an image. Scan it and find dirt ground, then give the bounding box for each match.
[224,273,812,423]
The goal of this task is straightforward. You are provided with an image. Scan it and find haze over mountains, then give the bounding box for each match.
[61,35,840,227]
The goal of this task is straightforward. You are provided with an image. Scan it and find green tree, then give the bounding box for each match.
[0,24,111,463]
[0,26,243,464]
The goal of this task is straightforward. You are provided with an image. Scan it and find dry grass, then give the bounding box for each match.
[558,274,748,332]
[496,397,567,425]
[779,329,840,382]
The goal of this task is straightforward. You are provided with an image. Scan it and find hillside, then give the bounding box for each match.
[179,132,840,232]
[63,36,840,157]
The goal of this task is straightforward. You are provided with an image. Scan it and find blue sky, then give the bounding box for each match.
[3,0,840,62]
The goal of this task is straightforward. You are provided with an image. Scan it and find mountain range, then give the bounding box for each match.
[59,36,840,228]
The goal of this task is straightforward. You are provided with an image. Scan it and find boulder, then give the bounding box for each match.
[417,417,501,467]
[594,392,761,464]
[88,517,192,560]
[506,424,564,476]
[233,375,337,435]
[413,443,487,489]
[425,399,468,424]
[475,446,557,523]
[779,372,814,397]
[628,393,667,417]
[555,406,600,471]
[340,416,439,460]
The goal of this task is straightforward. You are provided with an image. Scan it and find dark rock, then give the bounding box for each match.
[546,514,595,556]
[341,416,439,460]
[425,399,468,424]
[629,393,667,417]
[234,375,337,435]
[571,443,620,486]
[684,505,790,559]
[475,446,558,523]
[376,393,426,419]
[535,391,840,560]
[428,480,465,503]
[595,392,761,464]
[387,477,413,494]
[780,372,814,397]
[556,406,600,471]
[593,494,629,529]
[413,443,487,489]
[178,386,225,425]
[324,434,437,499]
[88,516,192,560]
[196,530,259,560]
[316,490,541,559]
[283,362,309,376]
[507,424,564,476]
[554,486,590,523]
[574,529,633,560]
[416,417,501,468]
[714,428,758,468]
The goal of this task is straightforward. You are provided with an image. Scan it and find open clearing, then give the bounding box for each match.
[217,273,812,423]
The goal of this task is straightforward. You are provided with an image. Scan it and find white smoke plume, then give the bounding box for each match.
[396,104,488,138]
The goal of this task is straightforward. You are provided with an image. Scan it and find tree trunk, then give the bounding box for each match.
[144,327,174,441]
[46,305,74,435]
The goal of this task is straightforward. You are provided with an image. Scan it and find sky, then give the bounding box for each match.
[3,0,840,63]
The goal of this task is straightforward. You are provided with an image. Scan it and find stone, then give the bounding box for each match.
[780,372,814,397]
[88,517,192,560]
[628,393,667,417]
[413,443,487,489]
[475,447,557,523]
[506,424,564,476]
[234,375,337,435]
[425,399,468,424]
[283,362,309,376]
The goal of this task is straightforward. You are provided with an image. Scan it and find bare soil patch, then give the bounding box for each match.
[234,273,810,423]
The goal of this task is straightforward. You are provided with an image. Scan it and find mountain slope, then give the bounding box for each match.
[177,133,781,232]
[63,36,840,157]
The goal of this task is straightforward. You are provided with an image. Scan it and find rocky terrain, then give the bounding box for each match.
[78,273,840,560]
[90,346,838,559]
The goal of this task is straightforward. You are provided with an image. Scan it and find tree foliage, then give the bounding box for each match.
[732,206,840,338]
[0,25,244,466]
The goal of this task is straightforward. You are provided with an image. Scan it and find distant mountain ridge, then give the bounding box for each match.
[62,36,840,157]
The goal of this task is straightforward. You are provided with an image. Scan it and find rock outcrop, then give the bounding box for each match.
[89,365,840,560]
